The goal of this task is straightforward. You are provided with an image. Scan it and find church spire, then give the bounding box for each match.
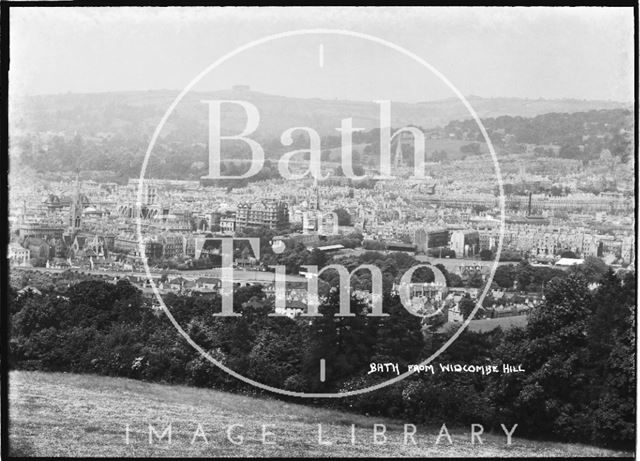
[69,169,82,231]
[394,135,404,169]
[74,168,80,201]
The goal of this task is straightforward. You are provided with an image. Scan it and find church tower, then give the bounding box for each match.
[69,170,82,231]
[314,176,320,212]
[312,176,321,232]
[393,133,409,170]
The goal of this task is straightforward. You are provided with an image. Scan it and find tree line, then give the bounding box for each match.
[444,109,633,163]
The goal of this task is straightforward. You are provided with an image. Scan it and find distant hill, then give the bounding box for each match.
[9,95,633,181]
[10,89,631,141]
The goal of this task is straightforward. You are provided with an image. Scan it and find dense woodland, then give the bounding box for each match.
[444,109,633,162]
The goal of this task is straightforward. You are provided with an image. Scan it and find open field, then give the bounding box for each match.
[8,371,633,457]
[415,256,515,271]
[466,315,528,333]
[438,316,529,334]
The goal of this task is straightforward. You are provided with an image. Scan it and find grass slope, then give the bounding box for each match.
[9,371,633,457]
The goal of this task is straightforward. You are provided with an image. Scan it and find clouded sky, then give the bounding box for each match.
[9,7,635,102]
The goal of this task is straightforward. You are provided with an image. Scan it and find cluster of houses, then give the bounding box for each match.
[444,288,541,323]
[9,232,111,268]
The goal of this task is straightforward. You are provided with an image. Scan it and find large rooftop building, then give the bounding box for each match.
[236,200,289,231]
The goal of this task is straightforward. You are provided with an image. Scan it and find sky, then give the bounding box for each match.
[9,7,635,102]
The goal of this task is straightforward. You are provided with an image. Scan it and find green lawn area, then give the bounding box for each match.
[436,316,528,334]
[9,370,633,457]
[467,315,528,333]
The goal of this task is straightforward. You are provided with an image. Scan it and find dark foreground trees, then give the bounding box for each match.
[487,271,635,447]
[8,268,636,448]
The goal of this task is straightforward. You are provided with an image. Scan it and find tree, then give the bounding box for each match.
[262,241,310,274]
[332,208,352,226]
[306,247,328,269]
[247,321,303,388]
[549,185,564,197]
[514,261,536,291]
[363,239,386,251]
[432,263,463,288]
[486,272,636,445]
[458,296,476,320]
[479,249,493,261]
[585,270,635,445]
[568,256,609,284]
[499,250,522,262]
[466,272,484,288]
[410,266,434,283]
[371,293,424,367]
[473,205,488,214]
[493,264,515,289]
[435,263,452,286]
[301,290,374,392]
[447,273,464,288]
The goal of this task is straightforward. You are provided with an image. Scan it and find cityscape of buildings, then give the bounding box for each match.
[8,139,635,326]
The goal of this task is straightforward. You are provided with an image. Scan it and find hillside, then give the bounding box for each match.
[10,89,630,140]
[9,371,633,457]
[8,89,633,182]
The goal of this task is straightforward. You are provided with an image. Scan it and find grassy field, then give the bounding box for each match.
[467,316,528,333]
[8,371,632,457]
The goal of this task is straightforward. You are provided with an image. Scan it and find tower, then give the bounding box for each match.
[314,179,320,212]
[69,170,82,231]
[312,177,321,232]
[394,136,404,169]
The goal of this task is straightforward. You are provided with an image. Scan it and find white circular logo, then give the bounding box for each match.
[137,29,506,398]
